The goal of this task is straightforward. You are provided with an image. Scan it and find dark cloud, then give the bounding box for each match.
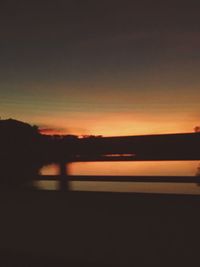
[39,127,65,135]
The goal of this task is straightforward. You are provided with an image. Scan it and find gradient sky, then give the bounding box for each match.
[0,0,200,136]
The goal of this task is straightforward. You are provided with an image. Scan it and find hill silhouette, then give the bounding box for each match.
[0,119,42,188]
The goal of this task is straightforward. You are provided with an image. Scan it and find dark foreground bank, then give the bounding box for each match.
[0,190,200,267]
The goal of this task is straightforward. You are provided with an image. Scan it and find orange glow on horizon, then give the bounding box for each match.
[35,110,197,137]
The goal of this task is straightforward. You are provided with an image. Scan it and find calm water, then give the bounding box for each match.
[37,161,200,194]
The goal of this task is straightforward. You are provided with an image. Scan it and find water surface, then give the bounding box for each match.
[37,161,200,194]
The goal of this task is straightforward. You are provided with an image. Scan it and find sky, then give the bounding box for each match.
[0,0,200,136]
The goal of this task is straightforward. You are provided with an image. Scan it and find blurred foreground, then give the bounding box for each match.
[0,190,200,267]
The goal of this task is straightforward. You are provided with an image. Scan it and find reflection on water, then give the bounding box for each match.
[71,181,200,195]
[34,180,60,191]
[34,180,200,195]
[37,161,200,194]
[40,163,60,175]
[40,161,200,177]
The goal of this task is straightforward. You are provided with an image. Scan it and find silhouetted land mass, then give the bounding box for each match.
[0,119,41,188]
[1,118,200,188]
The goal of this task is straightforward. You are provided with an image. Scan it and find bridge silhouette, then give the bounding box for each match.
[1,119,200,191]
[38,132,200,191]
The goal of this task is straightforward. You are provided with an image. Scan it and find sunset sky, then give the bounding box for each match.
[0,1,200,136]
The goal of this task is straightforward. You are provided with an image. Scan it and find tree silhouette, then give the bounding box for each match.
[194,126,200,133]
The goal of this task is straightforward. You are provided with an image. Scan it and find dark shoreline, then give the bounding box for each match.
[1,190,200,266]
